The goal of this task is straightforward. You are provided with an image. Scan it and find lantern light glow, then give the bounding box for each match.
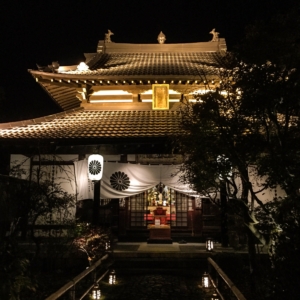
[91,283,101,299]
[202,272,210,288]
[105,241,111,250]
[88,155,104,181]
[206,238,214,252]
[211,291,220,300]
[109,270,116,285]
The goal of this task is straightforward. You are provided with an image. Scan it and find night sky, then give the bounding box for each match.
[0,0,291,122]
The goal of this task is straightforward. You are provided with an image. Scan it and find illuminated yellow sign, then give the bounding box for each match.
[152,84,169,110]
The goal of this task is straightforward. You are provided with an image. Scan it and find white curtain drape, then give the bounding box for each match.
[74,158,94,200]
[74,159,198,200]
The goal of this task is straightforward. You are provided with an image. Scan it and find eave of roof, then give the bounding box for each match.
[0,109,185,143]
[0,107,83,130]
[28,38,227,112]
[29,69,219,111]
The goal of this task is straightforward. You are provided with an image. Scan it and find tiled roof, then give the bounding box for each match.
[39,82,81,111]
[0,109,184,140]
[59,52,224,77]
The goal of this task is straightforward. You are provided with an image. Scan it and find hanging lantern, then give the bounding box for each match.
[91,283,101,299]
[202,272,210,288]
[109,269,116,285]
[206,238,214,252]
[211,291,220,300]
[88,155,104,181]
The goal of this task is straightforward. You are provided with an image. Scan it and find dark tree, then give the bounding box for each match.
[177,35,300,296]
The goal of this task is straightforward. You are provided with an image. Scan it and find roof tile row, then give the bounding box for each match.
[59,52,224,76]
[0,110,184,140]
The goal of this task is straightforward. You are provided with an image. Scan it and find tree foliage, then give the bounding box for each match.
[237,5,300,67]
[72,223,111,265]
[1,155,77,299]
[0,228,36,300]
[177,8,300,297]
[178,33,300,245]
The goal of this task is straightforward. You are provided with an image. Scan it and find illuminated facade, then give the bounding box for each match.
[0,31,227,241]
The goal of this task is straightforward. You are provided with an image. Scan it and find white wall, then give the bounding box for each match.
[10,154,78,225]
[234,165,286,206]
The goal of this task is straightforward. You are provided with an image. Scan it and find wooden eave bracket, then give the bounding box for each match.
[35,77,82,88]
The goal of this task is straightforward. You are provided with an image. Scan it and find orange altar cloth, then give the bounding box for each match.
[144,214,176,223]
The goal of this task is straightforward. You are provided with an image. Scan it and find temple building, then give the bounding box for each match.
[0,30,227,242]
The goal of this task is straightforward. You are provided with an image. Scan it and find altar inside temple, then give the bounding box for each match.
[147,224,172,244]
[147,206,173,243]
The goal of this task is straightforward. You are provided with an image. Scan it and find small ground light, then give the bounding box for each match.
[211,291,220,300]
[206,238,214,252]
[202,272,210,288]
[105,241,111,250]
[109,269,116,285]
[91,283,101,299]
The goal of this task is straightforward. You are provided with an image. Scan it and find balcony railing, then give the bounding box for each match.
[45,254,110,300]
[208,257,247,300]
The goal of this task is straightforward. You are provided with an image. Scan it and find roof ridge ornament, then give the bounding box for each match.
[157,31,166,44]
[105,29,114,43]
[209,28,219,42]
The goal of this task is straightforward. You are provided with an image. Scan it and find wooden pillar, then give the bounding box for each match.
[188,210,194,235]
[132,93,139,102]
[21,156,33,239]
[120,154,127,163]
[92,180,101,226]
[118,209,126,235]
[220,181,229,247]
[194,201,202,235]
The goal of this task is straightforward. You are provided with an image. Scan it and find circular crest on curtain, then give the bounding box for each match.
[110,171,130,191]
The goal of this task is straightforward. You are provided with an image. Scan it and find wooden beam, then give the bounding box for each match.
[38,78,81,88]
[50,89,76,97]
[89,95,133,101]
[55,95,78,102]
[31,161,74,166]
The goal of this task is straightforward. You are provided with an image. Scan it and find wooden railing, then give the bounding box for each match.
[45,254,110,300]
[208,257,247,300]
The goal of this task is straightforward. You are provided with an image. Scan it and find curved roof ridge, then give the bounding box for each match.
[97,39,227,54]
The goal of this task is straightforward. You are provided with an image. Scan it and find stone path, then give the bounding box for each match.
[99,272,206,300]
[92,242,251,299]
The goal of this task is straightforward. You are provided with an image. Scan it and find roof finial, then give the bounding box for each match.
[157,31,166,44]
[105,30,114,43]
[209,28,219,42]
